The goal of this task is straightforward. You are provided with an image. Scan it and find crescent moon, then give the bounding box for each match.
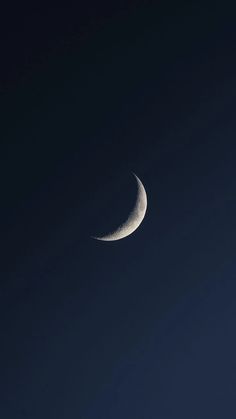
[93,173,147,241]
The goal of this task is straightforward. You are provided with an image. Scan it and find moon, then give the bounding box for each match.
[93,173,147,241]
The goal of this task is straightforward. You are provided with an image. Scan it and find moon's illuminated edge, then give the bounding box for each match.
[92,173,147,242]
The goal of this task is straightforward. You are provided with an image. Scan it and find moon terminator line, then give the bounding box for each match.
[93,173,147,241]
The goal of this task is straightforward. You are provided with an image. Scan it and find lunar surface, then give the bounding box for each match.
[93,173,147,241]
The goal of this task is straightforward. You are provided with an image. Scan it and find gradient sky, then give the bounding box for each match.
[1,2,236,418]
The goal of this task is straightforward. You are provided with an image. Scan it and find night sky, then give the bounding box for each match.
[1,2,236,418]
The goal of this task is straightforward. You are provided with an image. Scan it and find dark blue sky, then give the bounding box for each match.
[1,2,236,418]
